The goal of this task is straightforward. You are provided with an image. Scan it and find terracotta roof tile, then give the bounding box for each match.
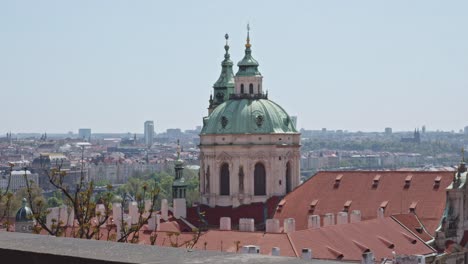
[274,171,453,234]
[288,217,436,261]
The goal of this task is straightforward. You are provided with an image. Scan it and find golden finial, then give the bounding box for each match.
[245,23,251,48]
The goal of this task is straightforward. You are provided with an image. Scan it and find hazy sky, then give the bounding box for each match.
[1,1,467,134]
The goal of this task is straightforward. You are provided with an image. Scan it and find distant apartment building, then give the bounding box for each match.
[385,127,392,135]
[465,126,468,135]
[144,121,155,146]
[31,153,85,190]
[166,128,182,138]
[78,128,91,141]
[88,162,167,184]
[0,170,39,192]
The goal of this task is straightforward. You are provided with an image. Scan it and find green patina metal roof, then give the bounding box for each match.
[235,29,261,77]
[201,98,297,135]
[212,34,235,104]
[16,198,33,222]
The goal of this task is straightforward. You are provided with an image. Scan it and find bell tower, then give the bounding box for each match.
[208,34,235,114]
[234,24,264,97]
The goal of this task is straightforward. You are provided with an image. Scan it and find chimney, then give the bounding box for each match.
[242,245,260,254]
[96,204,105,221]
[337,212,348,225]
[350,210,361,223]
[148,213,157,231]
[161,199,168,221]
[144,199,152,217]
[377,207,384,219]
[239,218,255,232]
[67,208,74,226]
[220,217,231,231]
[266,219,280,233]
[112,203,122,223]
[301,248,312,259]
[271,247,280,256]
[283,218,296,233]
[323,213,335,226]
[361,251,374,264]
[173,198,187,219]
[129,201,139,224]
[308,215,320,229]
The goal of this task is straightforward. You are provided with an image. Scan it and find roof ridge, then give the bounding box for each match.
[286,233,299,257]
[390,215,437,252]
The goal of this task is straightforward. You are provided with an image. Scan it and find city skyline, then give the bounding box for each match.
[1,1,468,133]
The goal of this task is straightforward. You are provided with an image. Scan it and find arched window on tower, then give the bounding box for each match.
[286,162,292,194]
[240,84,244,94]
[220,163,230,196]
[249,83,254,94]
[258,84,260,94]
[254,162,266,196]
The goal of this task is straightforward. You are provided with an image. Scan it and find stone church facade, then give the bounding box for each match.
[199,29,301,207]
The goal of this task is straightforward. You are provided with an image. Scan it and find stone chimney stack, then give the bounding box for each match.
[239,218,255,232]
[301,248,312,259]
[337,212,348,225]
[308,215,321,229]
[173,198,187,219]
[283,218,296,233]
[266,219,280,233]
[271,247,280,256]
[350,210,361,223]
[220,217,231,231]
[323,213,335,226]
[161,199,168,221]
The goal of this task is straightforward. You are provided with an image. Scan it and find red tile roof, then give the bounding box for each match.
[288,217,436,261]
[391,214,433,242]
[274,171,453,234]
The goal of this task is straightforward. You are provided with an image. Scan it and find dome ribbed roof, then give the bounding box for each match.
[15,198,33,222]
[201,99,297,135]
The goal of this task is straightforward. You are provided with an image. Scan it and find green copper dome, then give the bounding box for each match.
[16,198,33,222]
[201,99,297,135]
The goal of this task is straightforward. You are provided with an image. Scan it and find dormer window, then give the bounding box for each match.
[404,175,412,188]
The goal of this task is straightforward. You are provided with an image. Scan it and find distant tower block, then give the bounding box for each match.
[78,128,91,141]
[144,121,155,146]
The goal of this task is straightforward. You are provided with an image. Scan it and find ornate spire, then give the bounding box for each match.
[224,33,230,59]
[236,24,261,77]
[211,33,235,107]
[246,23,251,48]
[458,147,467,173]
[176,139,181,160]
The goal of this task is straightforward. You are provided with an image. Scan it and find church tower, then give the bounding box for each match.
[208,34,235,114]
[199,26,301,208]
[172,140,187,199]
[172,140,187,218]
